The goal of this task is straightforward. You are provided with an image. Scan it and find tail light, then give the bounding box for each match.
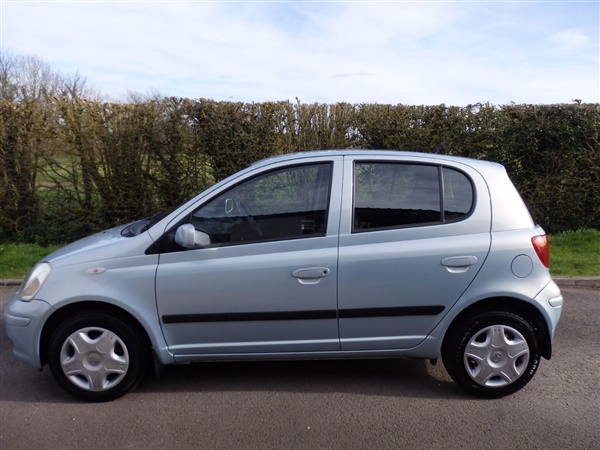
[531,235,550,268]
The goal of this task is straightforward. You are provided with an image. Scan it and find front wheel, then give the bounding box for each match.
[48,312,148,402]
[442,311,540,398]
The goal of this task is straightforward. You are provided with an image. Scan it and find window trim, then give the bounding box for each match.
[351,161,475,234]
[189,161,335,247]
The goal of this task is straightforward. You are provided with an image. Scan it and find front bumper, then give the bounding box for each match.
[4,295,53,369]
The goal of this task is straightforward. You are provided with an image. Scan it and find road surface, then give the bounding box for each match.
[1,286,598,449]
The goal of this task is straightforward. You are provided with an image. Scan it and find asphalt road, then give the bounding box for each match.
[1,286,598,449]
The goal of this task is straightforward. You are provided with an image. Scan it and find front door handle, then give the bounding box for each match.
[292,267,330,284]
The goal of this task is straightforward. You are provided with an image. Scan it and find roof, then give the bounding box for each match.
[253,149,503,170]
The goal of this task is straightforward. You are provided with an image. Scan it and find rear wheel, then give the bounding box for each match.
[48,312,148,402]
[442,311,540,398]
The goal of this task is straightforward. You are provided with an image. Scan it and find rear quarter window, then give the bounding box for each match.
[443,167,474,221]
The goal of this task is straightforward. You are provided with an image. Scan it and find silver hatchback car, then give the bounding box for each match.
[4,150,563,402]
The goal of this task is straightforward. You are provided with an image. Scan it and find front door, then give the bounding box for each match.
[155,159,343,357]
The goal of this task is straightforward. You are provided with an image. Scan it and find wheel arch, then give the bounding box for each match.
[40,301,153,367]
[443,297,552,360]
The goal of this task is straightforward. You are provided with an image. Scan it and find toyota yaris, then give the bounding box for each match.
[4,150,563,401]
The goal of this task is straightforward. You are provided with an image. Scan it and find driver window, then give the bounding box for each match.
[191,163,332,245]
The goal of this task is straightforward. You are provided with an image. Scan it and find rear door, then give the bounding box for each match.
[337,155,492,350]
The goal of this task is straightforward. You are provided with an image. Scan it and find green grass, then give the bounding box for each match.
[550,229,600,277]
[0,230,598,279]
[0,243,63,279]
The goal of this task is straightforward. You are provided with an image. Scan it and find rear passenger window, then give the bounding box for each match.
[353,162,473,232]
[354,163,441,231]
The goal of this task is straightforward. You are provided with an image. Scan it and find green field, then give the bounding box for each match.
[1,230,598,280]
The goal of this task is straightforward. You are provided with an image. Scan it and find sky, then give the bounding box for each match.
[1,0,599,106]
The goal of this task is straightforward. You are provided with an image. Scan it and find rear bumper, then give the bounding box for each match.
[534,279,563,357]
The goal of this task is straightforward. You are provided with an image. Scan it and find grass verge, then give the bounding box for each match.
[0,230,598,279]
[0,243,63,279]
[549,229,600,277]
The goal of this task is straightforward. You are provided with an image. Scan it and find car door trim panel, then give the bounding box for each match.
[162,305,444,324]
[339,305,444,318]
[163,310,337,324]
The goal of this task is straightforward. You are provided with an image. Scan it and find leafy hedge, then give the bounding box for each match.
[1,98,598,244]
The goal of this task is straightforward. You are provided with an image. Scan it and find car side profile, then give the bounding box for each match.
[4,150,563,402]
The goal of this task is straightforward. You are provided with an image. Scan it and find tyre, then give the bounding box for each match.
[442,311,540,398]
[48,312,148,402]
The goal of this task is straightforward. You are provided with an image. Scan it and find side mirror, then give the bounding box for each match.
[174,224,211,248]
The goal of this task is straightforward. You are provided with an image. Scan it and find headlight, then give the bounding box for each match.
[18,262,51,301]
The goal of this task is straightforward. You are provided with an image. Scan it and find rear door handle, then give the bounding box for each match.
[441,256,478,273]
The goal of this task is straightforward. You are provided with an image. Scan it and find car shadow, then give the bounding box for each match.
[134,358,462,400]
[1,357,463,404]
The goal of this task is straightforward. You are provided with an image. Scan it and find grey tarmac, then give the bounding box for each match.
[1,285,598,450]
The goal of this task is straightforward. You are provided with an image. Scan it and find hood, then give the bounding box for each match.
[43,224,154,268]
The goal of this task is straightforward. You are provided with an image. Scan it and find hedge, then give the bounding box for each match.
[1,98,598,244]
